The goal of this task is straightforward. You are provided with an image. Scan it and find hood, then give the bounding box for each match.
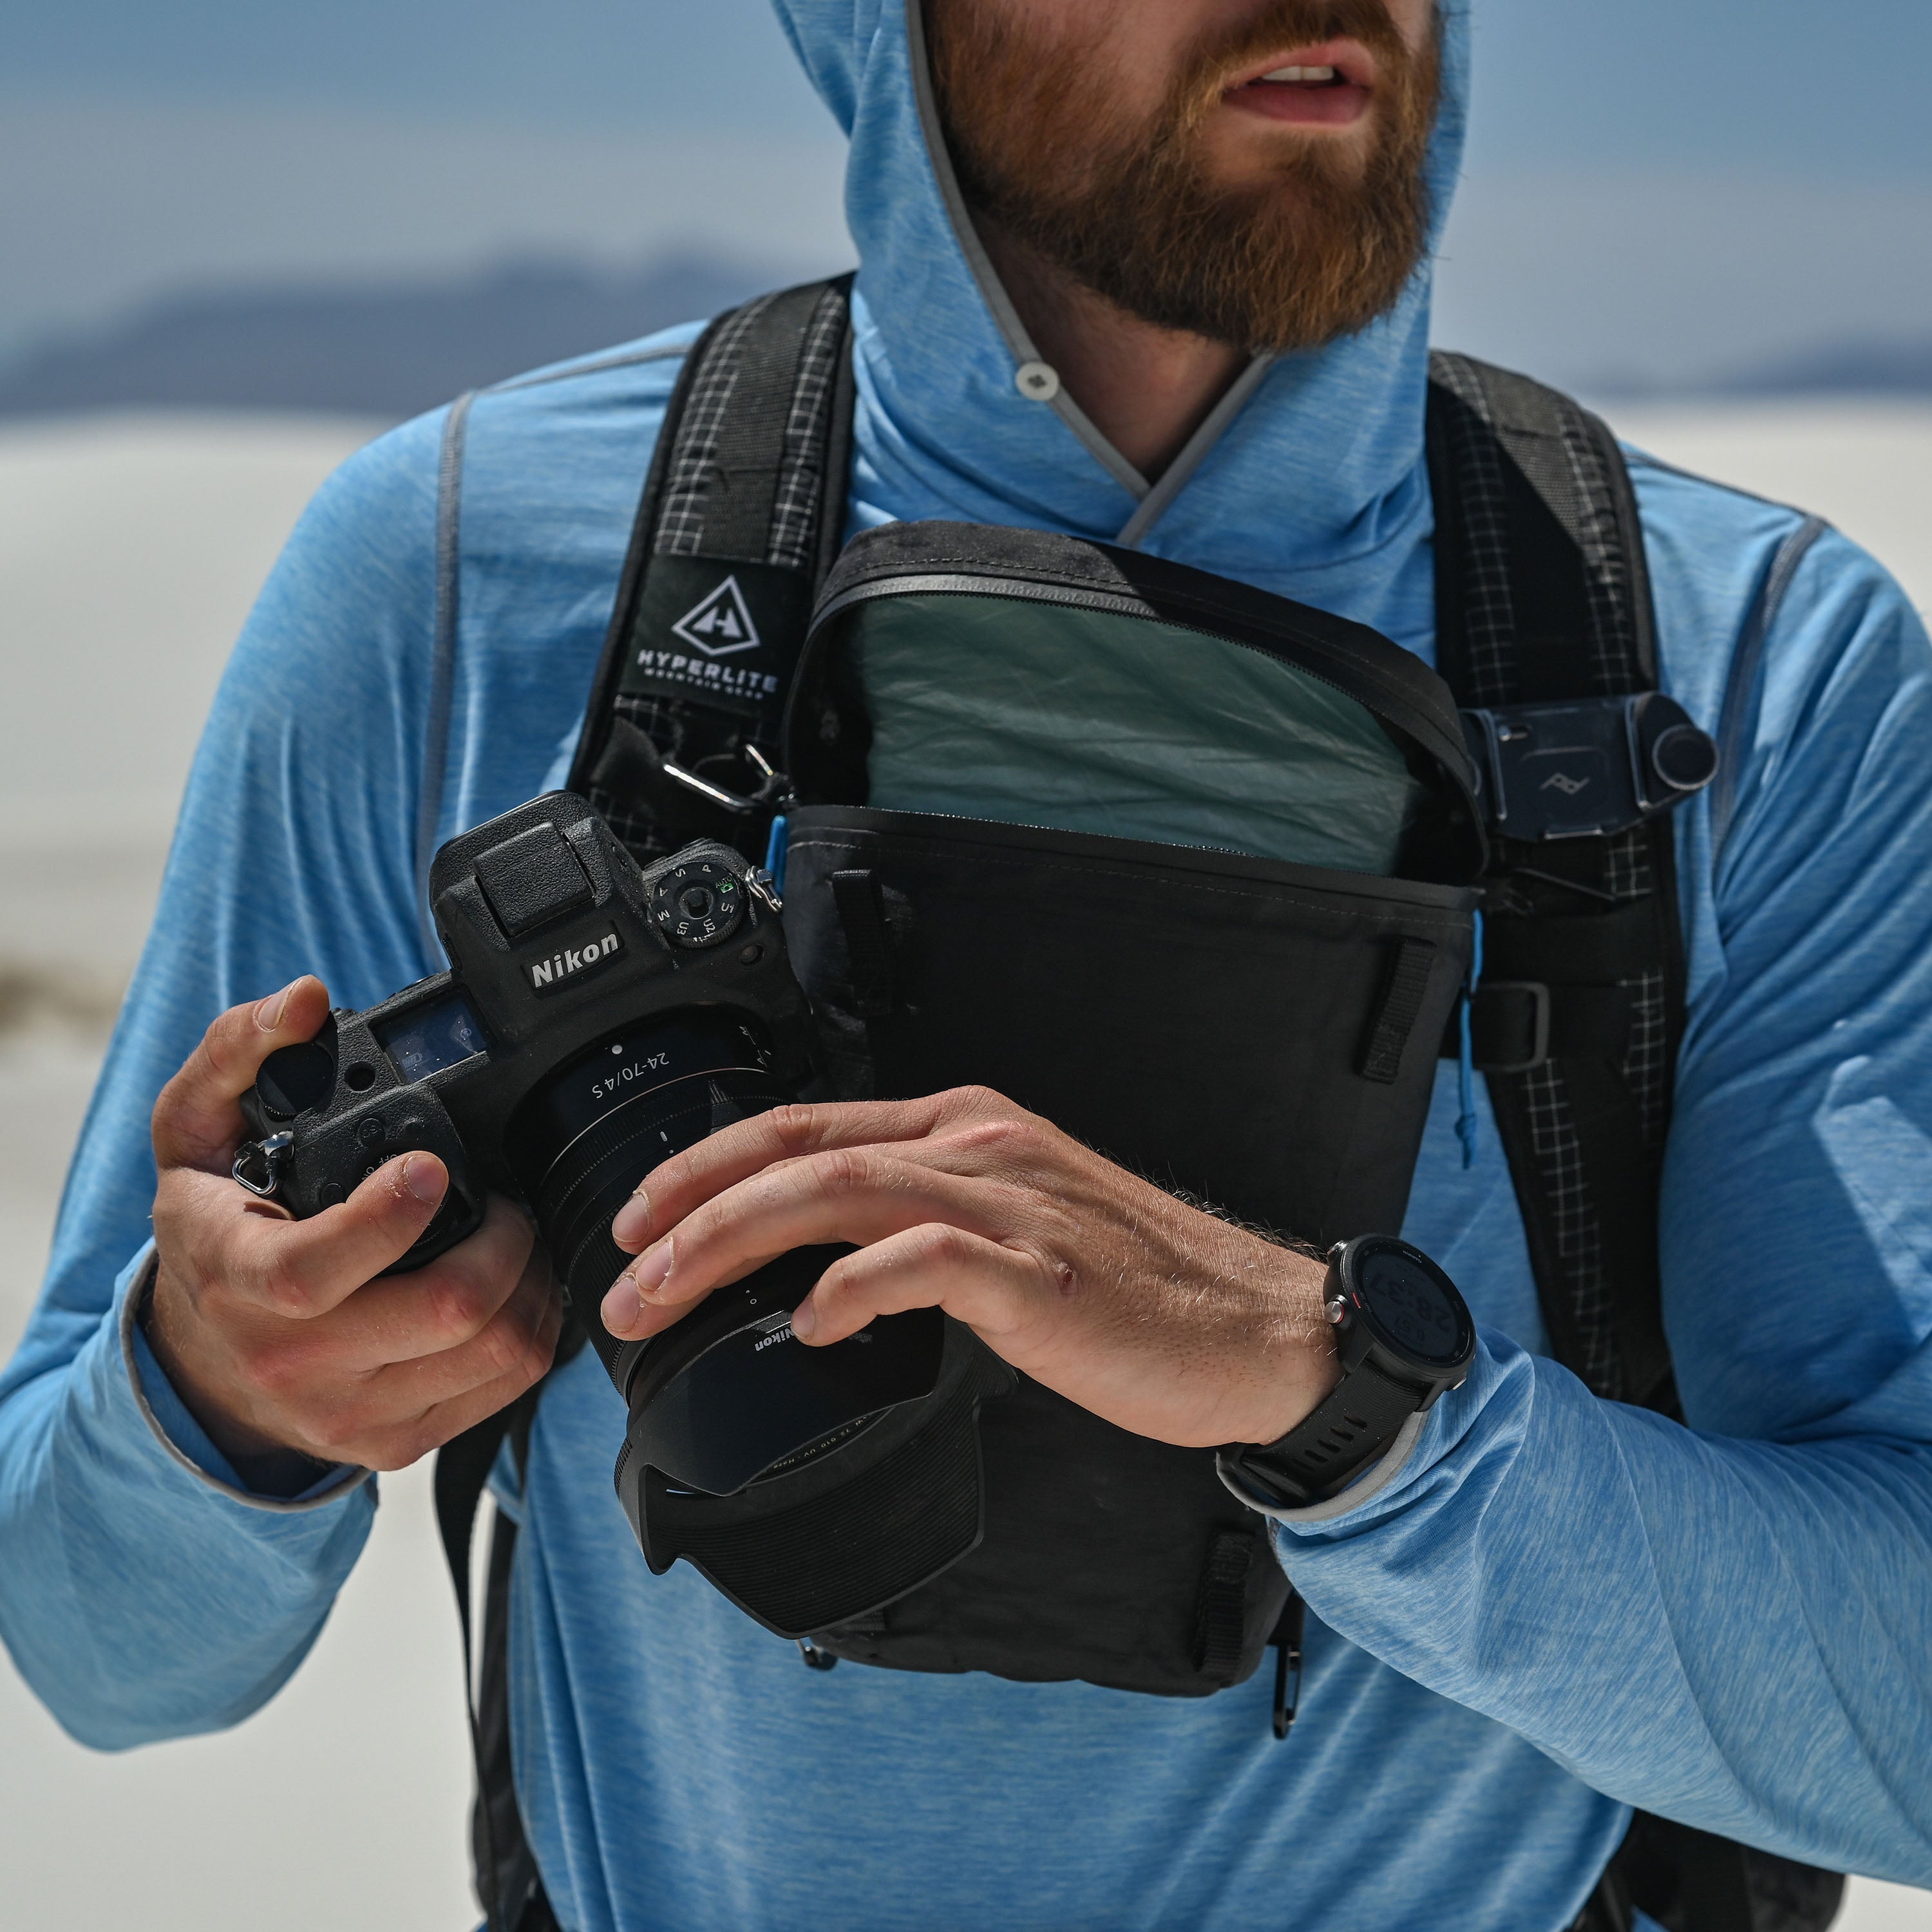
[770,0,1471,651]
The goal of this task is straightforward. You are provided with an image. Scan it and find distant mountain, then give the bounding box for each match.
[1717,334,1932,397]
[0,253,821,421]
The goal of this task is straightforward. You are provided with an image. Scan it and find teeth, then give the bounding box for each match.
[1261,64,1338,82]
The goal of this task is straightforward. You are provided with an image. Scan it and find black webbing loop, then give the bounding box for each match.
[1359,936,1437,1083]
[1190,1528,1258,1685]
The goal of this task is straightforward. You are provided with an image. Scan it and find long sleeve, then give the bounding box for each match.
[0,411,449,1747]
[1273,524,1932,1886]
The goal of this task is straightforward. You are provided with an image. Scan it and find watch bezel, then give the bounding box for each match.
[1334,1234,1476,1379]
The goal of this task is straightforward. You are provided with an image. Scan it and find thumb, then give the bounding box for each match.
[153,976,334,1175]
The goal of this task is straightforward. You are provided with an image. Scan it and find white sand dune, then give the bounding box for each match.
[1,406,1928,1929]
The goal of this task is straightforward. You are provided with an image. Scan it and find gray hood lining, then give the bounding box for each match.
[902,0,1272,545]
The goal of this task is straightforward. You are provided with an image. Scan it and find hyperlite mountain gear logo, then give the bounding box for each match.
[671,576,761,657]
[527,931,622,992]
[620,555,811,718]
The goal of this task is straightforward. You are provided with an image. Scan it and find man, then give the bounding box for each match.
[3,2,1931,1927]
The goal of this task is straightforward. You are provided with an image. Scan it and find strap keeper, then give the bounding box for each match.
[1472,980,1551,1073]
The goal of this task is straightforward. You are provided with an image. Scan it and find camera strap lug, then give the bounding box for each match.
[232,1130,293,1198]
[748,866,784,916]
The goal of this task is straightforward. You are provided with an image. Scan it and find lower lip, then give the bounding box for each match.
[1227,80,1372,127]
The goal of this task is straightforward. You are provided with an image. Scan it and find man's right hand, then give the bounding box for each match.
[144,976,560,1475]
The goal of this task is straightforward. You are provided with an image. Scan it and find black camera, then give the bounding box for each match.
[235,793,1008,1636]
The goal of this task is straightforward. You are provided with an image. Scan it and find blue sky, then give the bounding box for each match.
[7,0,1930,387]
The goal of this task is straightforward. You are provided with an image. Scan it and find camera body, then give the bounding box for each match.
[238,793,814,1274]
[236,793,981,1636]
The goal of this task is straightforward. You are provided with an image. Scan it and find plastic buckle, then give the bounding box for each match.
[1475,981,1551,1074]
[1461,694,1718,842]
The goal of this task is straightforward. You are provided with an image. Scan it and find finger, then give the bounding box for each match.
[247,1194,540,1369]
[153,976,334,1173]
[361,1251,560,1416]
[609,1089,1007,1252]
[793,1223,1047,1346]
[212,1150,459,1320]
[366,1345,562,1472]
[600,1148,1012,1340]
[311,1287,564,1473]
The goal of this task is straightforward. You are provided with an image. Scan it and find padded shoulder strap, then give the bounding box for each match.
[1426,350,1682,1414]
[1429,355,1844,1932]
[569,274,857,866]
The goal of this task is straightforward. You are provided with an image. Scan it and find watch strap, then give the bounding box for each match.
[1229,1358,1423,1508]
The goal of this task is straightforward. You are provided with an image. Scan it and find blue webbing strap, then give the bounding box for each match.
[1455,909,1485,1170]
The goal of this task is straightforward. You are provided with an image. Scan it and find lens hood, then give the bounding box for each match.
[617,1316,1014,1640]
[618,1246,943,1497]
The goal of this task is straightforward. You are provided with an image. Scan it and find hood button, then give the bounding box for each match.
[1014,360,1061,402]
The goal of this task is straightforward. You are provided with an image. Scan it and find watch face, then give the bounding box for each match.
[1352,1240,1473,1368]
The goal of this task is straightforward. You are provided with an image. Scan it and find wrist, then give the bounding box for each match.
[1224,1235,1475,1507]
[1227,1240,1344,1446]
[142,1264,306,1466]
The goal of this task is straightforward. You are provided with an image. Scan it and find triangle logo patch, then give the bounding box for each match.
[670,575,762,658]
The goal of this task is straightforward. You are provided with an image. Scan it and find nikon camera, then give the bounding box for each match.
[235,793,1007,1636]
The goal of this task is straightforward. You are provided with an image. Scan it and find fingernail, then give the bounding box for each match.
[400,1155,445,1205]
[601,1279,641,1333]
[611,1186,652,1248]
[254,978,300,1031]
[791,1296,817,1341]
[631,1240,674,1298]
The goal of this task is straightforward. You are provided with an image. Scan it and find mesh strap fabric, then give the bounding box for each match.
[442,279,858,1931]
[1428,352,1841,1932]
[570,276,855,867]
[1426,351,1678,1408]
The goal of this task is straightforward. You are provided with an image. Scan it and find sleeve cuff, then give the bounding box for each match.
[118,1249,372,1513]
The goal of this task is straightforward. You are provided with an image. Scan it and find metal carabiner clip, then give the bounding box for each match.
[661,742,793,819]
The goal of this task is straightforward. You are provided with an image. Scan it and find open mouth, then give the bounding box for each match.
[1258,64,1347,86]
[1227,43,1376,126]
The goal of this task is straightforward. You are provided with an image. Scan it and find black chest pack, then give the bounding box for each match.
[437,278,1841,1932]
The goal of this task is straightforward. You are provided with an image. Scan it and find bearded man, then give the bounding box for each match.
[5,4,1931,1931]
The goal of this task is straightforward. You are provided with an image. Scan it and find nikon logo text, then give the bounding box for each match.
[527,931,622,991]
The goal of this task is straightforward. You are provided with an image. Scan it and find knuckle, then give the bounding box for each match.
[250,1254,314,1320]
[914,1222,976,1270]
[766,1102,827,1154]
[946,1084,1005,1118]
[424,1265,493,1341]
[815,1146,873,1197]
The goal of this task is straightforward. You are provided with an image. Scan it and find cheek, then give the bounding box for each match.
[1393,0,1438,55]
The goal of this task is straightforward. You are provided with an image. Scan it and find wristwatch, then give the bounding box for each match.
[1220,1234,1476,1510]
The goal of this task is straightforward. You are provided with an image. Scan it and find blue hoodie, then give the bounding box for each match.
[5,5,1932,1929]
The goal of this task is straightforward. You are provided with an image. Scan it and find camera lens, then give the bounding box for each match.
[504,1009,787,1374]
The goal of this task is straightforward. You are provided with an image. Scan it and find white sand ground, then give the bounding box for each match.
[1,406,1929,1929]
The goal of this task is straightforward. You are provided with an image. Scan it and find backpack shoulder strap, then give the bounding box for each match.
[567,274,856,866]
[1427,353,1844,1932]
[1426,349,1683,1414]
[433,277,858,1932]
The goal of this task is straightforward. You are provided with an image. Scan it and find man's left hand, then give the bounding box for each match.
[600,1086,1339,1450]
